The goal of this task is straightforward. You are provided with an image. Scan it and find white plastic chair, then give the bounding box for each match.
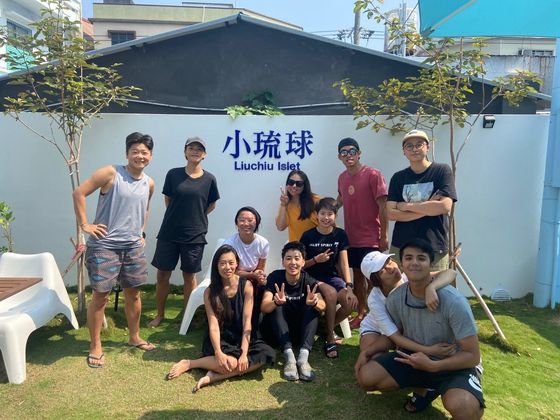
[179,238,225,335]
[0,252,79,384]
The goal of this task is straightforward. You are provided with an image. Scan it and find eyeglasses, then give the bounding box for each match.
[404,285,427,309]
[339,148,359,157]
[403,142,427,152]
[286,179,305,188]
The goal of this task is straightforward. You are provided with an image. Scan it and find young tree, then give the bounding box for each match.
[0,0,139,310]
[338,0,541,257]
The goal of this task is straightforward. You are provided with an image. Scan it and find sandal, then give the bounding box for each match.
[86,353,105,368]
[324,342,338,359]
[127,341,156,352]
[404,389,439,413]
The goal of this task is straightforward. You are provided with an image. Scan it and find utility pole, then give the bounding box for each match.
[353,10,361,45]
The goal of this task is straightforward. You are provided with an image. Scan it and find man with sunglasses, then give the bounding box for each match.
[359,239,484,419]
[387,130,457,270]
[337,137,388,328]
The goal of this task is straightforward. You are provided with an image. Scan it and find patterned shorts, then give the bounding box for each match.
[85,246,148,293]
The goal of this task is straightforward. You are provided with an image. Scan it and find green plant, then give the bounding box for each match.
[225,91,284,118]
[0,0,140,310]
[0,201,15,253]
[338,0,541,255]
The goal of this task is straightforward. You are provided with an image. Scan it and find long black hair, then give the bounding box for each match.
[209,244,240,324]
[285,169,315,221]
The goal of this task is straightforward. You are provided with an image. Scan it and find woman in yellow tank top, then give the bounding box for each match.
[275,170,319,241]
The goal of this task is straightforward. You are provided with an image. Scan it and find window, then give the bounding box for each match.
[5,21,33,71]
[7,20,32,39]
[109,31,136,45]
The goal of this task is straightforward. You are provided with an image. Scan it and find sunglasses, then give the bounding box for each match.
[339,148,358,157]
[404,285,427,309]
[286,179,305,188]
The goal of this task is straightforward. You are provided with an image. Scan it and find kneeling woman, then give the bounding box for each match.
[167,245,275,392]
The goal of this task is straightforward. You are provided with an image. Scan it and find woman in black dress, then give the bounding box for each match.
[167,245,275,392]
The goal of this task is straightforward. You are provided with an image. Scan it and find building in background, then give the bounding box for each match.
[383,3,555,95]
[0,0,81,74]
[91,0,302,49]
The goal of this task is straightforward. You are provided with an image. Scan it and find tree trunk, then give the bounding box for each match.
[67,161,86,312]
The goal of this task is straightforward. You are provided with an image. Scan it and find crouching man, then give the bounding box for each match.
[358,238,484,420]
[261,241,325,382]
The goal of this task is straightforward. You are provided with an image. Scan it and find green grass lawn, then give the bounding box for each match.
[1,287,559,420]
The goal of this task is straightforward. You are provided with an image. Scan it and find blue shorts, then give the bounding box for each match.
[320,276,347,292]
[85,246,148,293]
[375,351,485,408]
[151,239,204,273]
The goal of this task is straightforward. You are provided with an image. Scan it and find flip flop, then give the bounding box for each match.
[86,353,105,368]
[404,389,439,413]
[324,342,338,359]
[127,341,156,352]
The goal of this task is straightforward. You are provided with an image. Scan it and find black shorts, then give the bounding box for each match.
[151,239,205,273]
[347,247,378,269]
[375,351,485,408]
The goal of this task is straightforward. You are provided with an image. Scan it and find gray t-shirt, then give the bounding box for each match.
[386,283,477,354]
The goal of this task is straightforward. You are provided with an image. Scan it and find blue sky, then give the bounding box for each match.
[82,0,404,49]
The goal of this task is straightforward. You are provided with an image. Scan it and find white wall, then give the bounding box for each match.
[0,114,548,298]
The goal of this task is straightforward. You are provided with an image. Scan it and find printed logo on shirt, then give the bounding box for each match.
[402,182,434,203]
[348,185,355,195]
[286,293,305,301]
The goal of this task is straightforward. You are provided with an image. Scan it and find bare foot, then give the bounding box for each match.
[147,316,164,328]
[167,359,191,380]
[192,371,214,393]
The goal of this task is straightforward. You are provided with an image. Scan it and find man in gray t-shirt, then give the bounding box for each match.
[357,239,484,418]
[73,132,156,369]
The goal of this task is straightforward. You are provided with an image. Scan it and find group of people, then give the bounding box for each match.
[72,129,484,418]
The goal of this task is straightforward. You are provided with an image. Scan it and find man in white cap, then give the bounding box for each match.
[386,130,457,270]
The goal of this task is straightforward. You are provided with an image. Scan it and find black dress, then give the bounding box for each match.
[202,278,276,366]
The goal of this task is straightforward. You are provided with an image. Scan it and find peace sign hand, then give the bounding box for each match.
[306,284,319,306]
[274,283,286,306]
[315,249,334,263]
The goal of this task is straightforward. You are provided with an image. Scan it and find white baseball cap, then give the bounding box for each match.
[361,251,394,279]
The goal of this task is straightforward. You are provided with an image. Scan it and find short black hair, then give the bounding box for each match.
[338,137,360,152]
[126,132,154,153]
[399,238,435,263]
[282,241,306,259]
[315,197,339,214]
[234,206,262,232]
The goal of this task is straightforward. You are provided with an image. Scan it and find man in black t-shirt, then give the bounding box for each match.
[261,242,325,382]
[387,130,457,270]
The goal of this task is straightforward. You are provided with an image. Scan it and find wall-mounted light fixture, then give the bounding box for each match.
[482,115,496,128]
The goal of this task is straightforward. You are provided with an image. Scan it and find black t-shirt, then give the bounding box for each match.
[266,270,318,310]
[388,162,457,252]
[157,167,220,244]
[300,227,350,279]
